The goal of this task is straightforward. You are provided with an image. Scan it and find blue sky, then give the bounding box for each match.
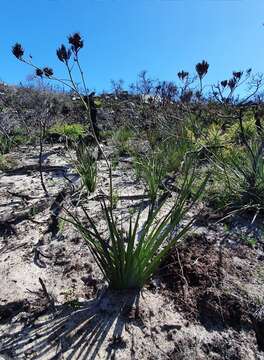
[1,0,264,92]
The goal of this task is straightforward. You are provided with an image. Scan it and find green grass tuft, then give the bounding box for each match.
[64,156,208,290]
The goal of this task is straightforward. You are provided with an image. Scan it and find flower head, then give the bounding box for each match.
[196,60,209,79]
[68,32,83,53]
[36,68,43,77]
[228,78,236,90]
[43,67,53,77]
[221,80,228,88]
[177,71,189,80]
[12,43,24,59]
[233,71,243,80]
[56,44,71,62]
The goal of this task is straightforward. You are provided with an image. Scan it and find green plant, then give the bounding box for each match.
[210,136,264,214]
[49,123,86,141]
[112,127,134,155]
[225,117,256,144]
[0,135,13,154]
[29,205,38,217]
[75,143,97,193]
[101,129,114,140]
[111,190,119,209]
[199,123,226,155]
[223,223,230,233]
[256,266,264,283]
[61,288,81,309]
[241,235,257,248]
[13,134,30,145]
[144,129,161,149]
[160,138,193,173]
[65,157,208,290]
[94,99,102,107]
[0,128,36,155]
[111,152,119,171]
[133,149,166,204]
[0,154,17,171]
[58,218,66,232]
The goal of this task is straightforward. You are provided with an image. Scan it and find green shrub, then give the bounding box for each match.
[65,157,208,290]
[101,130,114,140]
[200,123,226,153]
[133,149,166,204]
[160,138,194,173]
[75,143,97,193]
[112,127,134,155]
[209,137,264,213]
[225,117,256,144]
[0,130,35,154]
[0,154,18,171]
[49,123,86,141]
[13,134,31,145]
[0,127,36,154]
[0,154,8,170]
[133,138,195,203]
[111,152,119,170]
[94,99,102,107]
[0,136,13,154]
[145,129,161,149]
[184,123,226,157]
[111,190,119,209]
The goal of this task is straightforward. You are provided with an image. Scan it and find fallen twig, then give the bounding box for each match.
[39,277,56,313]
[5,164,68,176]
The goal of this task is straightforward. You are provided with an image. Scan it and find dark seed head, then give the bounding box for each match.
[228,78,236,90]
[12,43,24,59]
[177,71,189,80]
[68,32,83,53]
[36,68,43,77]
[56,44,71,62]
[221,80,228,88]
[233,71,243,80]
[195,60,209,79]
[43,67,53,77]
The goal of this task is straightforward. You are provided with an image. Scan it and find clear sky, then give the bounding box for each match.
[1,0,264,92]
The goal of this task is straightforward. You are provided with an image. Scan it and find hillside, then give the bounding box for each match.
[0,77,264,359]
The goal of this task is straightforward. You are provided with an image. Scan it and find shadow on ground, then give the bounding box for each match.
[0,290,140,360]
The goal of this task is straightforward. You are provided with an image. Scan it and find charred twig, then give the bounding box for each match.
[5,164,68,176]
[176,248,189,299]
[45,189,67,238]
[39,123,49,197]
[7,190,40,200]
[38,277,56,313]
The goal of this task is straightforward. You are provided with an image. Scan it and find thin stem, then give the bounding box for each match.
[64,60,113,205]
[75,55,88,96]
[39,121,49,197]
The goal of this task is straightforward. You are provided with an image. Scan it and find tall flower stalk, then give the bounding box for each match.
[12,34,113,202]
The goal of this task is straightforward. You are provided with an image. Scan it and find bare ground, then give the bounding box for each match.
[0,145,264,360]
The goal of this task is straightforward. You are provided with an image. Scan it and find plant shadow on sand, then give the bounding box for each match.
[0,289,141,360]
